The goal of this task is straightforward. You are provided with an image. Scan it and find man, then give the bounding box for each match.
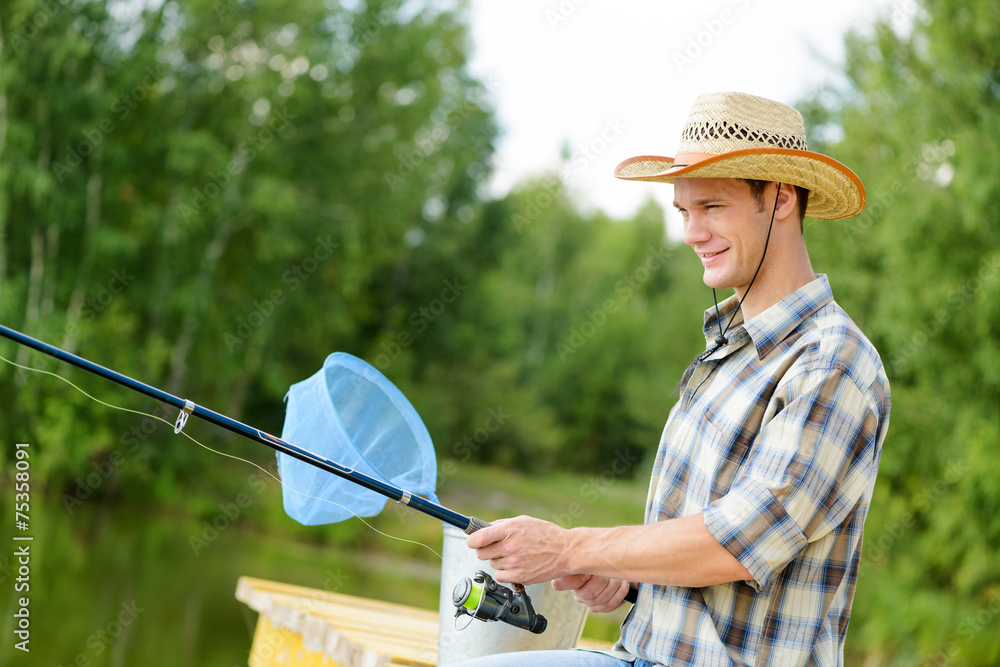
[456,92,891,667]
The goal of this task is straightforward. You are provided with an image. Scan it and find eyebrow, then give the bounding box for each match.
[673,197,728,209]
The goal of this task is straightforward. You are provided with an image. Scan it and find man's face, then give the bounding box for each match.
[674,177,773,296]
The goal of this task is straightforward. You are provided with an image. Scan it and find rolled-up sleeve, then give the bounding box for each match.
[703,366,882,591]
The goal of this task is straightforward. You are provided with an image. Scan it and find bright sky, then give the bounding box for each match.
[467,0,903,234]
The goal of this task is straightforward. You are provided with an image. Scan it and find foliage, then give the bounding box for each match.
[0,0,700,495]
[0,0,499,485]
[801,1,1000,664]
[2,0,998,664]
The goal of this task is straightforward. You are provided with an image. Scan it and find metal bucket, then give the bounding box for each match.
[437,523,588,664]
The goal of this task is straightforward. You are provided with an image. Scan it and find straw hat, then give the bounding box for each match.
[614,92,865,220]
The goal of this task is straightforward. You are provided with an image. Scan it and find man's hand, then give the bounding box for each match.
[465,515,571,585]
[551,574,631,613]
[467,513,751,593]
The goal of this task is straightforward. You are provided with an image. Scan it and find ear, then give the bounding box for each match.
[773,182,800,223]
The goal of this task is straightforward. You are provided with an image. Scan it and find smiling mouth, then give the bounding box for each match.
[700,249,727,259]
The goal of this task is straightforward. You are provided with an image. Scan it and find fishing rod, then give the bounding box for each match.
[0,323,556,633]
[0,323,488,533]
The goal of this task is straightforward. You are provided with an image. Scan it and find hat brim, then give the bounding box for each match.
[614,148,865,220]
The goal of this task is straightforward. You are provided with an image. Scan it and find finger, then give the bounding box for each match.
[491,567,513,584]
[579,579,630,613]
[574,576,619,605]
[465,520,508,550]
[571,575,607,600]
[551,574,591,592]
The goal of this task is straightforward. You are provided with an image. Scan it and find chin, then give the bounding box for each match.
[702,272,734,290]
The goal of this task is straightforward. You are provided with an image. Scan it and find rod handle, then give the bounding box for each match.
[464,515,490,534]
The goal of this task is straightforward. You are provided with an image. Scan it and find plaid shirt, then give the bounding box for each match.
[612,274,890,666]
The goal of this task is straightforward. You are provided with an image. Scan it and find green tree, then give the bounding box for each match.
[802,1,1000,664]
[411,173,707,478]
[0,0,497,498]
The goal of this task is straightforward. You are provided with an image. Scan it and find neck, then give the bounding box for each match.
[735,233,815,322]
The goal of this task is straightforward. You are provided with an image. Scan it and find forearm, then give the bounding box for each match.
[563,513,752,587]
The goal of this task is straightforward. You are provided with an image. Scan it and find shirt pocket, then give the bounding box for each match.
[700,412,756,505]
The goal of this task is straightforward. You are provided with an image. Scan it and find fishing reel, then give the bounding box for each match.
[452,570,547,634]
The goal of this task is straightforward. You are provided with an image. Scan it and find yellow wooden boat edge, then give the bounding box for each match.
[237,575,610,666]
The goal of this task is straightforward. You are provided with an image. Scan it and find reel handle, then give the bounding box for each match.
[455,517,548,633]
[452,570,547,634]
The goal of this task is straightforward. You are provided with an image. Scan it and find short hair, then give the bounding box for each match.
[742,180,809,231]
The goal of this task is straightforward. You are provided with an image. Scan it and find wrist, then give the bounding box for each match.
[560,526,587,576]
[561,525,610,577]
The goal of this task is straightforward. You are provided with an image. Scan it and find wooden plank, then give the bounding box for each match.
[237,576,611,666]
[249,615,341,667]
[238,576,439,666]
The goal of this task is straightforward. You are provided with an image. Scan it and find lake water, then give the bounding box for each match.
[1,491,624,666]
[0,493,445,666]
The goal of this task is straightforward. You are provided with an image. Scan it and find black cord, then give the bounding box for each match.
[711,287,727,346]
[709,182,782,347]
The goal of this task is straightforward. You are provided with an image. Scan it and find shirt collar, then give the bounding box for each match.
[701,274,835,361]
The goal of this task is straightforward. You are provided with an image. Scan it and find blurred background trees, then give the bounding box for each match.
[0,0,703,488]
[1,0,998,664]
[802,0,1000,663]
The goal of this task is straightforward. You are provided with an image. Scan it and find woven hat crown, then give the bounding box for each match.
[677,92,808,155]
[613,90,866,219]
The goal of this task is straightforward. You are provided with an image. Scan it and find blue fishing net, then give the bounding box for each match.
[277,352,439,525]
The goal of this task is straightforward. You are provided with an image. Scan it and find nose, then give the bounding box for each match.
[681,212,711,248]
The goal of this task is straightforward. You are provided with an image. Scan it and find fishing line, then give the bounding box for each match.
[0,352,443,560]
[1,337,560,635]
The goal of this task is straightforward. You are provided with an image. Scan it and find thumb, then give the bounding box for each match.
[465,518,508,550]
